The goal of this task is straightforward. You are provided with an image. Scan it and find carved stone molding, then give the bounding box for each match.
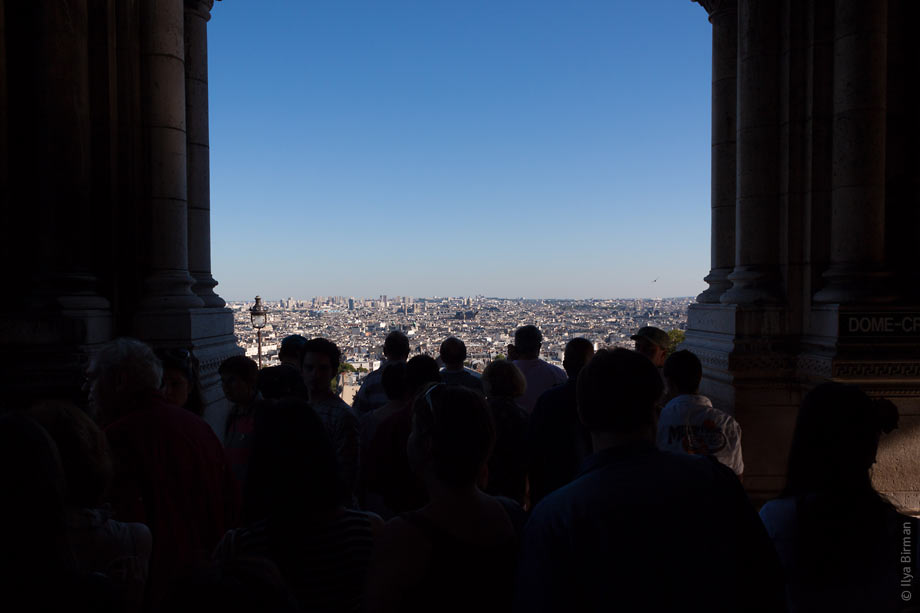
[693,0,738,20]
[833,362,920,379]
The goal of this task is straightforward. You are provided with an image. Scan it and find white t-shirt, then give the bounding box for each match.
[513,358,567,414]
[656,394,744,476]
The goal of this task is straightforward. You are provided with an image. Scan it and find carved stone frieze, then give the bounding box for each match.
[693,0,738,20]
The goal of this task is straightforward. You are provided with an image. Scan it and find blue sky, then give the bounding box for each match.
[208,0,713,301]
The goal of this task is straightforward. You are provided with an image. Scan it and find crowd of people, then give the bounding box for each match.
[0,325,916,612]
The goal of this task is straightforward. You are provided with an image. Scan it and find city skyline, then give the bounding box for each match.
[207,1,713,301]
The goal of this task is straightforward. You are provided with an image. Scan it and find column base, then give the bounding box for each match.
[720,266,783,305]
[684,302,800,505]
[696,267,733,303]
[813,265,896,304]
[798,303,920,511]
[191,272,226,308]
[139,271,205,310]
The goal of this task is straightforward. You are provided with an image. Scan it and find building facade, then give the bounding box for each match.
[686,0,920,509]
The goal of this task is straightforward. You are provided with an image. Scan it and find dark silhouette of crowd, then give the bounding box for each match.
[2,326,917,612]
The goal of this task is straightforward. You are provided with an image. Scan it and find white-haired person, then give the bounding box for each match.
[85,337,239,608]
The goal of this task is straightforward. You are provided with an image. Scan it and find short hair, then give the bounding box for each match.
[301,338,341,374]
[576,348,663,433]
[784,382,898,496]
[90,337,163,394]
[663,350,703,395]
[406,355,441,396]
[156,347,205,415]
[383,331,410,361]
[278,335,307,362]
[481,360,527,398]
[563,337,595,378]
[514,325,543,354]
[381,361,409,401]
[412,384,495,488]
[243,398,341,523]
[218,355,259,386]
[29,400,113,509]
[439,337,467,366]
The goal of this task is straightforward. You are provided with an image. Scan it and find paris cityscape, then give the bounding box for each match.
[231,296,693,404]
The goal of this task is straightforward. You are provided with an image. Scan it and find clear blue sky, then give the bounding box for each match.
[208,0,713,301]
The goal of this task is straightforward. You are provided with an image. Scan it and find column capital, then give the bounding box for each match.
[185,0,215,21]
[693,0,737,21]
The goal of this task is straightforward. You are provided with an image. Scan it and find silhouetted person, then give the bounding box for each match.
[366,384,522,613]
[0,411,118,612]
[527,337,595,507]
[353,331,410,416]
[481,359,529,505]
[157,347,205,416]
[363,355,441,518]
[30,400,152,611]
[302,337,360,505]
[657,350,743,477]
[220,355,261,484]
[515,348,784,613]
[630,325,670,368]
[512,325,566,414]
[89,338,238,608]
[360,362,410,513]
[257,334,309,400]
[759,383,916,612]
[215,398,381,613]
[439,337,484,393]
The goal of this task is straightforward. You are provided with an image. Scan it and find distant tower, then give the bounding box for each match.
[348,297,355,311]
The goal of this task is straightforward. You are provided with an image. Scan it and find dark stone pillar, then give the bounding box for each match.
[696,1,737,304]
[185,0,224,308]
[721,0,783,304]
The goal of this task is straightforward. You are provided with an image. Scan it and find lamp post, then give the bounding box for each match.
[249,295,268,368]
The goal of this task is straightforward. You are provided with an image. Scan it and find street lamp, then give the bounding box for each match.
[249,295,268,368]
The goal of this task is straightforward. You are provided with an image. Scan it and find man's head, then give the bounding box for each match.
[406,354,441,397]
[301,338,341,397]
[482,360,526,399]
[663,350,703,397]
[219,355,259,406]
[383,331,410,362]
[576,348,663,435]
[562,337,595,379]
[439,337,467,370]
[277,335,307,367]
[630,326,670,367]
[513,325,543,359]
[85,337,163,424]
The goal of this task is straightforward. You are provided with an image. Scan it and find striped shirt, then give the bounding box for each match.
[215,509,377,613]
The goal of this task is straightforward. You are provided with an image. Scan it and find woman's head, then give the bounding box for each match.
[242,398,341,523]
[409,384,495,489]
[785,382,898,496]
[158,348,205,415]
[481,360,526,399]
[29,400,113,509]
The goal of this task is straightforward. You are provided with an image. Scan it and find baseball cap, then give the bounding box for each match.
[630,326,669,350]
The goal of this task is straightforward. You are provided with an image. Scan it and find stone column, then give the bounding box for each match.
[696,0,737,303]
[721,0,782,304]
[0,1,6,221]
[813,0,891,303]
[185,0,224,307]
[138,0,203,309]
